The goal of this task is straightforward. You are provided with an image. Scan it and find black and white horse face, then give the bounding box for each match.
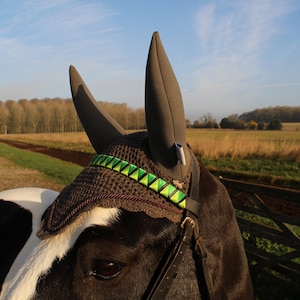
[0,193,199,299]
[33,211,177,300]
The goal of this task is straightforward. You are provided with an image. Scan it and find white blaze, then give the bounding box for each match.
[0,188,119,300]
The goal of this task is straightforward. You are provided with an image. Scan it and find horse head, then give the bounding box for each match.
[0,32,253,299]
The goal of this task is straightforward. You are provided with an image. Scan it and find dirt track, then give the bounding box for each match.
[0,139,93,167]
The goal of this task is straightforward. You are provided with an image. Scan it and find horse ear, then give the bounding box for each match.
[69,65,126,153]
[145,32,190,180]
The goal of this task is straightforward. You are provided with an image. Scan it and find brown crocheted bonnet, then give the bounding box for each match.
[38,132,192,238]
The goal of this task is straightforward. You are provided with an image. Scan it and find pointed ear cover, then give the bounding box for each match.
[69,66,125,152]
[145,32,190,179]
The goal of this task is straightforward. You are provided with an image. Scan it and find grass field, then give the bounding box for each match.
[0,143,82,191]
[185,128,300,188]
[1,128,299,160]
[0,155,66,192]
[1,127,299,189]
[282,122,300,131]
[187,128,300,161]
[0,132,94,153]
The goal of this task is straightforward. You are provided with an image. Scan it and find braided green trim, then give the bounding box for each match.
[89,154,187,209]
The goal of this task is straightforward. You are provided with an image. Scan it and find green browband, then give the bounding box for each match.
[89,154,187,209]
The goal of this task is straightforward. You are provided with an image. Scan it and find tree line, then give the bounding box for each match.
[0,99,297,134]
[189,106,300,130]
[187,113,283,130]
[219,116,282,130]
[0,98,146,134]
[239,106,300,123]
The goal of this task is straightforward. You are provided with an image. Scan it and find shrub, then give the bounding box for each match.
[267,119,282,130]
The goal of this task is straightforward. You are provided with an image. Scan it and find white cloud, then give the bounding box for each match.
[187,0,295,119]
[0,0,124,100]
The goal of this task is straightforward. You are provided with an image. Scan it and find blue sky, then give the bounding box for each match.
[1,0,299,121]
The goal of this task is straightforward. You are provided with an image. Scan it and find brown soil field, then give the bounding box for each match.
[0,139,299,218]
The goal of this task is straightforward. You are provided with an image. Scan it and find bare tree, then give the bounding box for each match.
[0,101,8,134]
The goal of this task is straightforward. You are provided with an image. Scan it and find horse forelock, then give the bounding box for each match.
[1,207,119,300]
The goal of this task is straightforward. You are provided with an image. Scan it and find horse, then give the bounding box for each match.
[0,32,253,299]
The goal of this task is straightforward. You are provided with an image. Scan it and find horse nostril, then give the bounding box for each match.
[88,261,123,280]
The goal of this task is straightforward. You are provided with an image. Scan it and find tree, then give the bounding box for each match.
[0,101,8,134]
[20,99,39,133]
[220,117,235,129]
[186,119,191,128]
[239,106,300,123]
[257,122,265,130]
[1,98,145,133]
[234,119,247,130]
[5,100,24,133]
[192,120,201,128]
[247,120,257,130]
[267,119,282,130]
[37,100,53,132]
[193,113,218,128]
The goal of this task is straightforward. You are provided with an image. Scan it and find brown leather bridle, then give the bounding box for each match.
[143,156,210,299]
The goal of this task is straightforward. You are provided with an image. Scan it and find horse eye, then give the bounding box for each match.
[89,261,122,280]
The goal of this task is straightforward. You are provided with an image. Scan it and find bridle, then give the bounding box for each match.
[89,153,210,299]
[142,155,210,300]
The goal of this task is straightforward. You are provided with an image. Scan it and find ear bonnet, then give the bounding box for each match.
[38,32,199,238]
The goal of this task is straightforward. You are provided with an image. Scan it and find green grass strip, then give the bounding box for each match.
[0,143,83,185]
[200,156,300,189]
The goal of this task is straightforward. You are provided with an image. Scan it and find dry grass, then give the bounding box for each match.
[0,157,65,192]
[282,122,300,131]
[187,129,300,162]
[0,132,94,153]
[1,128,300,162]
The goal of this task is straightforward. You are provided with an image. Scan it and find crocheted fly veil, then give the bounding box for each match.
[38,32,195,238]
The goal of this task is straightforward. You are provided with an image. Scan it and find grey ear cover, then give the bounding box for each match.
[145,32,190,179]
[69,65,125,152]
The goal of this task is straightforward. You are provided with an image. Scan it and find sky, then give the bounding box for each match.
[1,0,299,122]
